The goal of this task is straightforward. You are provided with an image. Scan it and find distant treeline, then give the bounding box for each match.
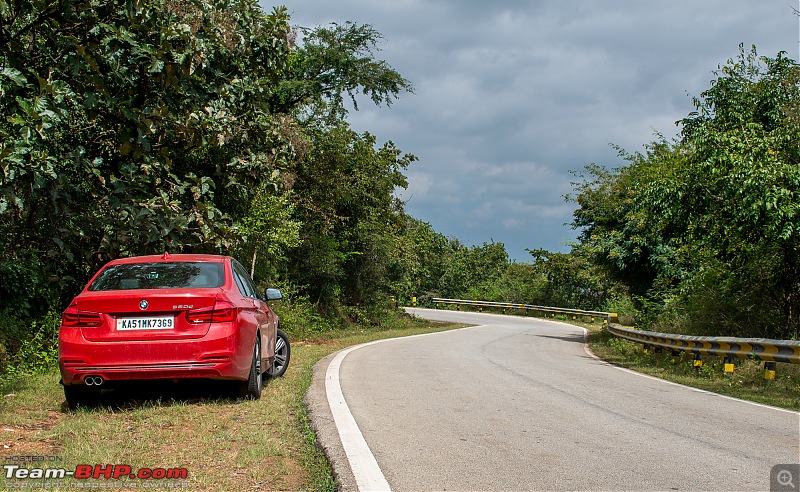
[0,1,797,376]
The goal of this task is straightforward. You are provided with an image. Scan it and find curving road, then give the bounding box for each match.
[306,309,800,491]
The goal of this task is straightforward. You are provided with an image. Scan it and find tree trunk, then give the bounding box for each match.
[250,246,258,280]
[783,243,799,339]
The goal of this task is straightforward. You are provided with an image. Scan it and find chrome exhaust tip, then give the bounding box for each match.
[84,376,104,386]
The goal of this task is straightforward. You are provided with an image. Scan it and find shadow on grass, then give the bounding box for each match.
[0,374,30,395]
[60,378,275,413]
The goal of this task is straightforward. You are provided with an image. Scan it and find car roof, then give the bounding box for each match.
[106,254,231,265]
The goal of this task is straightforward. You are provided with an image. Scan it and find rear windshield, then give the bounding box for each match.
[89,262,224,291]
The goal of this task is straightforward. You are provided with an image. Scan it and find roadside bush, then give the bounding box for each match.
[0,253,55,320]
[270,287,420,340]
[655,260,782,338]
[271,292,336,340]
[0,314,26,375]
[602,293,639,326]
[0,310,60,379]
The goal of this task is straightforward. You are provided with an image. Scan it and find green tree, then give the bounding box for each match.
[438,241,509,300]
[388,217,450,302]
[0,0,296,306]
[570,143,695,303]
[526,247,611,310]
[283,121,415,307]
[269,22,413,116]
[654,46,800,337]
[570,46,800,338]
[495,262,547,305]
[264,20,416,310]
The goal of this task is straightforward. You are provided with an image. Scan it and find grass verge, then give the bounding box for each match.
[0,314,462,491]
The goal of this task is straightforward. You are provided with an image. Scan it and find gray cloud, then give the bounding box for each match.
[276,0,798,260]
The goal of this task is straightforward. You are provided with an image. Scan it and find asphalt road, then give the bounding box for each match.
[306,309,800,491]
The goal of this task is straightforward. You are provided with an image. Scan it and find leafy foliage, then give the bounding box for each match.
[386,217,451,303]
[0,0,299,305]
[436,241,508,301]
[571,46,800,339]
[269,22,413,115]
[525,247,615,310]
[0,0,422,376]
[283,121,414,307]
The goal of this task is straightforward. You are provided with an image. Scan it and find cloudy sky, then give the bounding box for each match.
[273,0,798,261]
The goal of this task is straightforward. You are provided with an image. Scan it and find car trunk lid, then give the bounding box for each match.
[73,290,223,342]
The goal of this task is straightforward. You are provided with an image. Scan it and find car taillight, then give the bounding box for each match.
[61,305,103,327]
[187,301,238,323]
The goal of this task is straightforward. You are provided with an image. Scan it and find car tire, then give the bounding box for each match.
[63,383,100,409]
[267,328,290,378]
[237,338,262,399]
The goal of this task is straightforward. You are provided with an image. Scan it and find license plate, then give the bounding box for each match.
[116,316,174,330]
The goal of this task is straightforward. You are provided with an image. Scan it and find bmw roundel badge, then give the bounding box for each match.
[139,300,149,310]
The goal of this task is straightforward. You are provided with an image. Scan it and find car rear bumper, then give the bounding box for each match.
[59,361,237,384]
[58,325,252,385]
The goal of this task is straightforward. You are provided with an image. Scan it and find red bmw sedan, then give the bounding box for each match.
[58,253,290,408]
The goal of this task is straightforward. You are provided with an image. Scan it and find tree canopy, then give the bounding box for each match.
[0,0,421,333]
[570,46,800,339]
[0,0,301,302]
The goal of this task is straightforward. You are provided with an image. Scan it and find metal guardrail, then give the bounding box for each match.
[431,298,616,323]
[607,324,800,364]
[430,297,800,377]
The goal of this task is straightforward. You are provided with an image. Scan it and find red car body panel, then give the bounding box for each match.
[58,254,279,386]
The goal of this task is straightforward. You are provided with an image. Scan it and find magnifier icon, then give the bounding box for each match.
[778,469,796,489]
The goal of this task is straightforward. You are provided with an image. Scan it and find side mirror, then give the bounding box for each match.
[265,288,283,301]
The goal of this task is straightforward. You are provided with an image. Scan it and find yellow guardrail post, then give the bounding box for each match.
[693,354,703,371]
[764,361,777,380]
[724,357,735,373]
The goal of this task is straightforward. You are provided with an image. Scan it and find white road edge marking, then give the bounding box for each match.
[326,329,481,492]
[326,341,392,492]
[327,312,797,492]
